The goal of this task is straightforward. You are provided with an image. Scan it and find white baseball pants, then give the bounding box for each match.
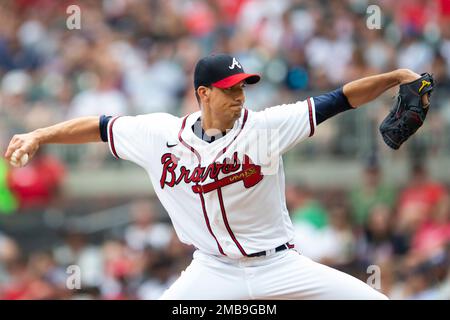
[159,249,388,300]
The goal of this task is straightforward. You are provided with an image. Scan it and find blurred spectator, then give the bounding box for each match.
[0,248,63,300]
[305,25,354,86]
[67,66,128,118]
[122,42,185,115]
[410,189,450,259]
[53,229,103,289]
[165,230,195,274]
[26,251,68,298]
[124,200,172,252]
[0,35,41,72]
[349,156,397,226]
[137,253,177,300]
[100,238,135,299]
[1,257,36,299]
[403,265,441,299]
[356,204,408,267]
[0,231,20,284]
[288,184,328,229]
[1,69,33,131]
[394,250,450,300]
[397,35,434,73]
[317,203,356,268]
[286,183,326,261]
[7,148,66,210]
[396,161,448,234]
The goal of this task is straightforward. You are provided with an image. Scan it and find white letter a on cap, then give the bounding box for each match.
[229,57,242,70]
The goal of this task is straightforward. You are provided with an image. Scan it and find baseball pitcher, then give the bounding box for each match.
[4,54,433,299]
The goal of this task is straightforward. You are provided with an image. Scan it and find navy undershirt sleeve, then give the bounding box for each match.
[99,115,112,142]
[313,87,353,125]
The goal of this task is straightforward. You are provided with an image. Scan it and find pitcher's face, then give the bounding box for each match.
[209,81,246,123]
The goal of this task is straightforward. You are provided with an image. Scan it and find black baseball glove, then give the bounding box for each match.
[379,72,434,150]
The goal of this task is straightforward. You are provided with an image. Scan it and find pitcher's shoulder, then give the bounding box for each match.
[133,112,185,128]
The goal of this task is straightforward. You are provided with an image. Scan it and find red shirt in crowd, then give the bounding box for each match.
[7,154,65,210]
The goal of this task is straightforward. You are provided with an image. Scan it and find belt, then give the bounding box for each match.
[247,242,294,258]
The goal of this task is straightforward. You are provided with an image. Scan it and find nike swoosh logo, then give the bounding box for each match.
[166,142,178,148]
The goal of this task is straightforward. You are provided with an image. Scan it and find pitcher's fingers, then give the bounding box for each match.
[4,143,19,160]
[422,93,430,107]
[5,137,27,159]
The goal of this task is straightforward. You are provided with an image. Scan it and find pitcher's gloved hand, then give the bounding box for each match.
[379,72,434,150]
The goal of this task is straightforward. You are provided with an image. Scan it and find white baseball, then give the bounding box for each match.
[10,152,29,168]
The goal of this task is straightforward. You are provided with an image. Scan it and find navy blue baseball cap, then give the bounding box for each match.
[194,53,260,90]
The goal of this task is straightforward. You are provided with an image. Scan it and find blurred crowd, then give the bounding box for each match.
[1,0,450,151]
[1,157,450,299]
[287,157,450,299]
[0,0,449,208]
[0,200,194,299]
[1,0,450,300]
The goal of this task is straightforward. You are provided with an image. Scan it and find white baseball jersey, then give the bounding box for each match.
[107,98,316,259]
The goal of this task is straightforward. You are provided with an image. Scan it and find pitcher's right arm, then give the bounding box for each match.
[4,116,103,165]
